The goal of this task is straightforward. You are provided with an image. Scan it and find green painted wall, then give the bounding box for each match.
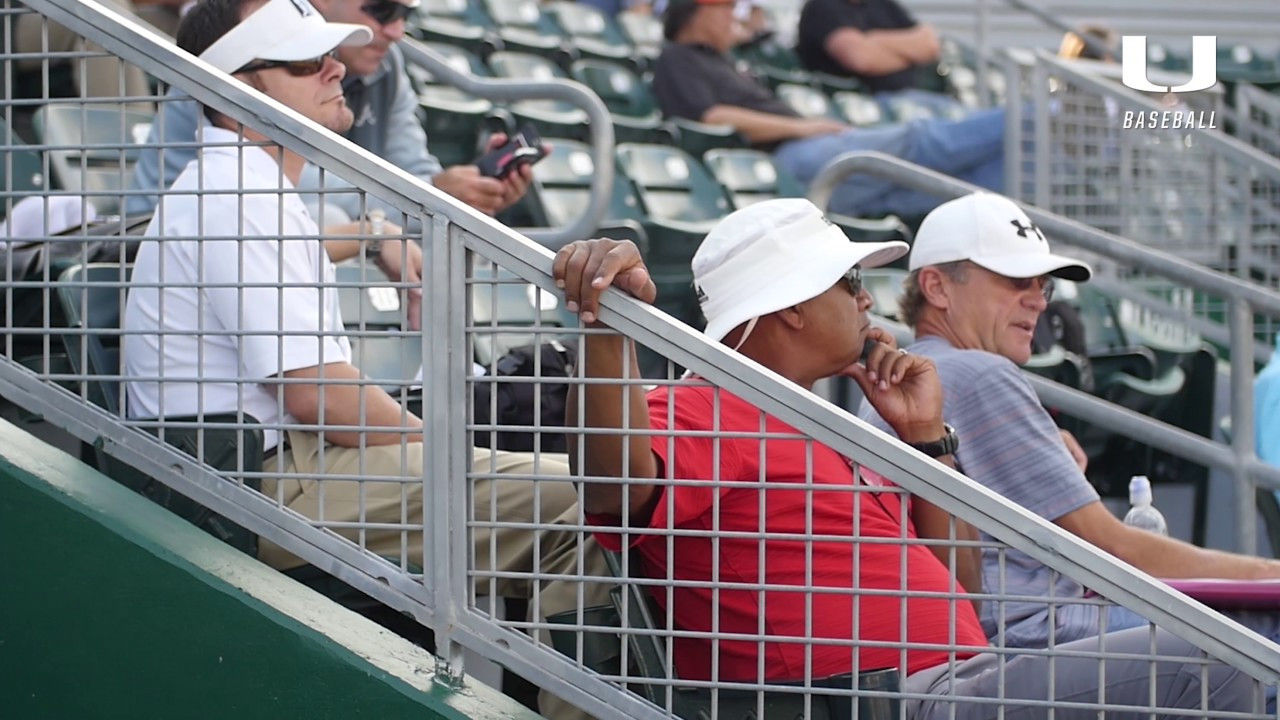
[0,418,540,720]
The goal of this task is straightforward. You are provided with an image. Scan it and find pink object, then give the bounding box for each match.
[1164,579,1280,609]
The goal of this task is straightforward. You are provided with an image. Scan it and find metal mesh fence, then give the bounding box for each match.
[1010,53,1280,349]
[2,2,1280,718]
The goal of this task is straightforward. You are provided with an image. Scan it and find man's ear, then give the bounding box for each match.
[918,267,952,311]
[775,303,805,331]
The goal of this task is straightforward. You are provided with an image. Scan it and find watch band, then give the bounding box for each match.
[908,423,959,458]
[364,209,386,260]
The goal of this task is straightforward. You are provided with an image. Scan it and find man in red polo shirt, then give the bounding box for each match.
[552,198,1255,717]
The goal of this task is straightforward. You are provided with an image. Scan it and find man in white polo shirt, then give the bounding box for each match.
[121,3,604,715]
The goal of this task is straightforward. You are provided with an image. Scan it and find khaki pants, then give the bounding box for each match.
[259,430,607,720]
[15,0,151,106]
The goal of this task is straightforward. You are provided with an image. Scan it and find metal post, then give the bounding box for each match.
[975,0,990,107]
[1003,50,1022,199]
[1231,298,1258,554]
[1032,58,1052,211]
[427,212,467,687]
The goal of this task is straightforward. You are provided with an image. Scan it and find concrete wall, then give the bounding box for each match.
[0,418,540,720]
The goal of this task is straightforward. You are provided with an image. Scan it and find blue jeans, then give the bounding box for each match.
[1108,604,1280,712]
[772,107,1006,217]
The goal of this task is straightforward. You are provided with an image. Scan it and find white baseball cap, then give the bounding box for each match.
[199,0,373,75]
[693,198,909,343]
[909,192,1092,281]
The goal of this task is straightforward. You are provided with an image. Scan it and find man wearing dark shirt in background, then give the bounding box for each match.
[795,0,960,116]
[652,0,1003,218]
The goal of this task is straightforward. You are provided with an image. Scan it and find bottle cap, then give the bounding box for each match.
[1129,475,1153,504]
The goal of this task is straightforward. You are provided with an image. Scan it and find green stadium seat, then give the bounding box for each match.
[1074,284,1129,354]
[486,51,589,139]
[1023,345,1086,390]
[409,0,496,57]
[544,1,638,71]
[33,104,154,215]
[0,121,46,222]
[858,266,908,322]
[616,12,662,66]
[481,0,569,64]
[616,143,728,328]
[568,59,670,144]
[832,90,885,127]
[1217,44,1279,85]
[702,147,909,244]
[884,93,937,122]
[412,42,501,169]
[471,259,577,365]
[667,116,747,159]
[734,38,815,89]
[776,82,845,123]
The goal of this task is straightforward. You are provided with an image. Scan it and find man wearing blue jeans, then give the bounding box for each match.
[652,0,1002,218]
[861,192,1280,709]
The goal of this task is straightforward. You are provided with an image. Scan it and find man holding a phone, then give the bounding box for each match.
[128,0,533,221]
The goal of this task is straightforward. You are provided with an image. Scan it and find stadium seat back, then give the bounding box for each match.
[569,59,656,120]
[0,122,46,221]
[34,104,154,214]
[832,91,885,127]
[776,83,844,122]
[55,261,264,555]
[616,143,729,222]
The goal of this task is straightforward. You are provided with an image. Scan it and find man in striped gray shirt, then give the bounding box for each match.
[860,192,1280,659]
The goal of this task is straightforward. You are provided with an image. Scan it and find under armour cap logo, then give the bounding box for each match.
[1010,219,1045,242]
[287,0,317,17]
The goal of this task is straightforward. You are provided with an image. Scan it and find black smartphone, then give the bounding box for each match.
[475,124,549,179]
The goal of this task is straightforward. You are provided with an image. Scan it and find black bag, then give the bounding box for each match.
[472,340,576,453]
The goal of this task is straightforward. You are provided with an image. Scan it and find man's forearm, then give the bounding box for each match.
[283,362,423,447]
[1112,527,1280,580]
[702,105,830,145]
[566,334,659,519]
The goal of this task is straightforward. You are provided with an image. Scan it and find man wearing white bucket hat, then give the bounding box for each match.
[553,198,1254,718]
[861,192,1280,668]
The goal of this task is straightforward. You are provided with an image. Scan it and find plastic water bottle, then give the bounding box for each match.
[1123,475,1168,536]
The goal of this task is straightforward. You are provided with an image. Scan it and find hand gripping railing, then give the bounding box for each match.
[808,150,1280,552]
[398,38,614,250]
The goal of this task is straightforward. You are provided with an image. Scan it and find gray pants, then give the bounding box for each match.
[905,625,1258,719]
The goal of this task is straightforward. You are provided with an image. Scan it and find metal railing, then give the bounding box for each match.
[3,1,1280,718]
[1008,50,1279,341]
[809,150,1280,552]
[1235,83,1280,160]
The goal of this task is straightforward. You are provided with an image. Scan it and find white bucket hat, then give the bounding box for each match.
[693,198,909,343]
[909,192,1092,281]
[199,0,373,75]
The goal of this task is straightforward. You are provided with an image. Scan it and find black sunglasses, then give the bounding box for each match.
[842,265,863,297]
[1007,274,1055,302]
[361,0,416,25]
[236,50,337,77]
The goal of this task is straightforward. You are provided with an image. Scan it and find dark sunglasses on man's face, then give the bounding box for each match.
[236,50,338,77]
[361,0,416,25]
[842,265,863,297]
[1007,274,1055,302]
